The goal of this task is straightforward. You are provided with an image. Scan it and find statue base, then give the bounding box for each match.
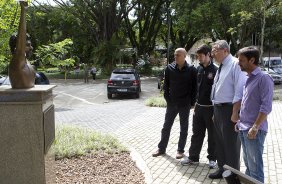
[0,85,56,184]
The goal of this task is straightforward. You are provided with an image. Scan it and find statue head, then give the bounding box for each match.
[9,33,33,57]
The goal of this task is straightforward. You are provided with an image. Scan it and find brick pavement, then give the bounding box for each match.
[55,100,282,184]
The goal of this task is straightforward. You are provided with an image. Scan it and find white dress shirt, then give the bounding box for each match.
[211,54,247,104]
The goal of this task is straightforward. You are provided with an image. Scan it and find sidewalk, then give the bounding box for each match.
[115,102,282,184]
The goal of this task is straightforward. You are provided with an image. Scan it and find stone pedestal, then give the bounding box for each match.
[0,85,56,184]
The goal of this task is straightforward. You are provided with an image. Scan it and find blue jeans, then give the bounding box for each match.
[239,130,267,183]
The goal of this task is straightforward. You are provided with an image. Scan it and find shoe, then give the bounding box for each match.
[152,149,165,157]
[208,160,217,169]
[208,169,224,179]
[176,151,185,159]
[181,157,199,166]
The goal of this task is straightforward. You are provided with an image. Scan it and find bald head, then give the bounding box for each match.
[174,48,187,66]
[175,48,187,55]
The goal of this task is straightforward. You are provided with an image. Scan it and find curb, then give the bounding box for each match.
[128,146,153,184]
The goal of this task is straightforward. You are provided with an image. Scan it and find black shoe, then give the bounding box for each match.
[152,149,165,157]
[176,151,185,159]
[209,169,224,179]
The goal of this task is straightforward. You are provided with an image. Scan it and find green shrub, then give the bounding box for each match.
[145,95,167,107]
[46,67,60,73]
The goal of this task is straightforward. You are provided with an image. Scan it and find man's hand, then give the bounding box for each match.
[19,1,28,9]
[247,125,259,139]
[231,112,239,123]
[234,123,239,132]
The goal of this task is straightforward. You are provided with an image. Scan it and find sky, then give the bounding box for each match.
[32,0,58,6]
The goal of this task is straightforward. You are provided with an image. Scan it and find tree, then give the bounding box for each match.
[0,0,20,73]
[172,0,282,55]
[50,0,136,68]
[123,0,167,57]
[35,38,76,79]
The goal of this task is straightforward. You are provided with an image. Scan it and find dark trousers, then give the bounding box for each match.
[188,104,216,161]
[92,73,96,80]
[158,103,191,153]
[214,104,241,170]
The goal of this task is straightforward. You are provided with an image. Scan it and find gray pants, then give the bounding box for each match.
[214,104,241,170]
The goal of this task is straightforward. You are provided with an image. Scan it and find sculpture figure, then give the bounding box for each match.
[9,1,35,89]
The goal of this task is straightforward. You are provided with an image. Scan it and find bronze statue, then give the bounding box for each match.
[9,1,35,89]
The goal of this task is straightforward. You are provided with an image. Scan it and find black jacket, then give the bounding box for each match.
[196,61,218,105]
[164,62,197,106]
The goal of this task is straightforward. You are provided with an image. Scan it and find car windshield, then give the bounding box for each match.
[272,59,282,65]
[111,73,135,80]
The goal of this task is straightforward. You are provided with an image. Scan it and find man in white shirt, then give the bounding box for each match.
[209,40,247,179]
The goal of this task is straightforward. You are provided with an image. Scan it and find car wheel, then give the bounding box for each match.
[107,93,112,99]
[135,92,140,98]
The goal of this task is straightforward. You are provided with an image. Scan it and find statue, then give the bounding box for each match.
[8,1,35,89]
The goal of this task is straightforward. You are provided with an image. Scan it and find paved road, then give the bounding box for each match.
[53,77,159,106]
[53,77,159,133]
[53,78,282,184]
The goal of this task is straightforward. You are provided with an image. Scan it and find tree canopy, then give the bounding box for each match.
[0,0,281,73]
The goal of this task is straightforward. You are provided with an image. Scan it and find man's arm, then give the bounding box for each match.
[231,100,241,123]
[163,66,170,102]
[190,66,198,106]
[231,61,247,123]
[247,112,267,139]
[248,74,274,139]
[233,62,247,103]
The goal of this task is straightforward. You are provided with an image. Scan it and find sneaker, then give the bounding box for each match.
[208,160,217,169]
[181,157,199,166]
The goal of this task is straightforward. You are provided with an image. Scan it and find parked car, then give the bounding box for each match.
[107,68,141,99]
[35,72,50,84]
[0,75,7,85]
[263,57,282,68]
[0,72,50,86]
[272,67,282,75]
[261,68,282,84]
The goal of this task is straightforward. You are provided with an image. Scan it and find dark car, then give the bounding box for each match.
[0,75,6,85]
[0,72,50,86]
[107,68,141,99]
[35,72,50,84]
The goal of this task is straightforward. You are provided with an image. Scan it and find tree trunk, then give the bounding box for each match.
[260,1,266,63]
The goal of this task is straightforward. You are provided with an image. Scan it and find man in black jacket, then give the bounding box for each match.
[181,44,218,168]
[152,48,197,159]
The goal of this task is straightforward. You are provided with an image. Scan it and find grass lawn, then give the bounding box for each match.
[53,124,127,159]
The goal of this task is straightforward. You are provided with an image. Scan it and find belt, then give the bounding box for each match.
[214,102,233,106]
[196,102,213,107]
